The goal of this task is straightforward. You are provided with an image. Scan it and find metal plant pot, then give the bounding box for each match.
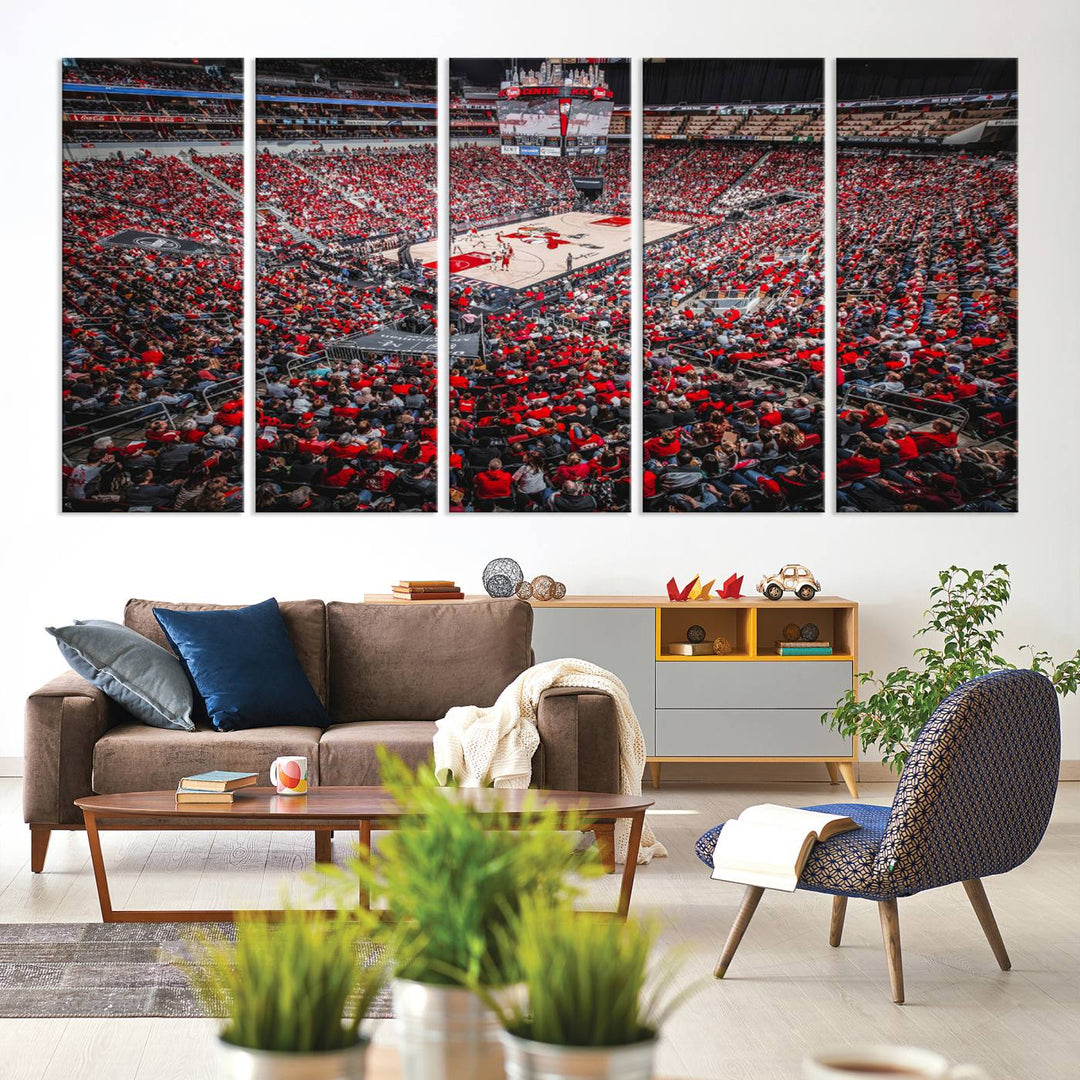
[392,978,504,1080]
[216,1037,367,1080]
[500,1029,658,1080]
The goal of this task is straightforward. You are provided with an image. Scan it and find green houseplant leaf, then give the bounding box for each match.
[183,906,389,1053]
[823,565,1080,774]
[316,748,600,989]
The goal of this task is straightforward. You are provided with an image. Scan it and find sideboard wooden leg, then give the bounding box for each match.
[648,761,662,789]
[838,762,859,799]
[825,762,841,785]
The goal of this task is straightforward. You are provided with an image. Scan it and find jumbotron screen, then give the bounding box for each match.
[497,86,613,156]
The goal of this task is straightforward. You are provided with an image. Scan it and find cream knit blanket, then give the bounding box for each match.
[433,658,666,865]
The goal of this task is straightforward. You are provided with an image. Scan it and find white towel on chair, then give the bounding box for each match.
[433,658,666,865]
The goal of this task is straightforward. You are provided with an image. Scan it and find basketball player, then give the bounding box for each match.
[501,243,512,272]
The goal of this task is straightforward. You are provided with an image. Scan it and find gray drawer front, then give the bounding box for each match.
[531,607,657,754]
[655,660,851,710]
[656,709,852,757]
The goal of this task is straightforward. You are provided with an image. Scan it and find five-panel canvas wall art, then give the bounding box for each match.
[61,57,1018,513]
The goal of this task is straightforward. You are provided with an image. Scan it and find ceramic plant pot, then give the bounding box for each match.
[500,1029,658,1080]
[392,978,504,1080]
[216,1037,367,1080]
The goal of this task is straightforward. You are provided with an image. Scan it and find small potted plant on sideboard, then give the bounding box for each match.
[184,908,388,1080]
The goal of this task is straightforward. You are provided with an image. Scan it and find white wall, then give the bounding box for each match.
[3,0,1078,764]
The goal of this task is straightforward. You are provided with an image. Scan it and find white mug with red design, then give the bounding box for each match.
[270,755,308,796]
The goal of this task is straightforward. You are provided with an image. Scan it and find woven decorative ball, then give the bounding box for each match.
[515,580,533,600]
[482,558,524,598]
[713,636,733,655]
[782,622,801,642]
[686,624,706,644]
[531,575,556,602]
[553,581,566,600]
[800,622,821,642]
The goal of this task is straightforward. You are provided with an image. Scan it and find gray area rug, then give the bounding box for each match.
[0,923,393,1019]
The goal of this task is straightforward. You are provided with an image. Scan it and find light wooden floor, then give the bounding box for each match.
[1,777,1077,1079]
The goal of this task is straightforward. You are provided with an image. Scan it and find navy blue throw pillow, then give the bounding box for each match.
[153,599,330,732]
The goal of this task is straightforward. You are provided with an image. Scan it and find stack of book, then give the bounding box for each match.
[392,580,465,601]
[775,640,833,656]
[175,770,258,804]
[666,642,714,656]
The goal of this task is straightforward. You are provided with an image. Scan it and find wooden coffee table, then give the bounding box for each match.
[74,787,653,923]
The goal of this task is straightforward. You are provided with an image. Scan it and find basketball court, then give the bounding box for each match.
[407,211,691,291]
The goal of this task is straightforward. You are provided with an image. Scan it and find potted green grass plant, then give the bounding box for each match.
[824,565,1080,773]
[318,750,596,1080]
[483,897,698,1080]
[184,907,388,1080]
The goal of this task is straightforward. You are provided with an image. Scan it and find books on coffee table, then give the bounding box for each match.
[175,770,257,803]
[710,804,859,892]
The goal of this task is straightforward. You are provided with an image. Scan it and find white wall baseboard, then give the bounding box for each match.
[2,756,1077,782]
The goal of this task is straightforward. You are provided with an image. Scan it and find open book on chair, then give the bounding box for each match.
[710,804,859,892]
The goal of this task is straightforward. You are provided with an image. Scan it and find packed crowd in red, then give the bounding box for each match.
[642,143,825,510]
[64,60,238,93]
[62,153,244,511]
[835,150,1018,511]
[254,140,438,511]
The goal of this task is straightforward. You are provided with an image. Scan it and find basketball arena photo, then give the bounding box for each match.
[643,58,825,512]
[61,58,245,511]
[449,59,631,512]
[835,59,1018,512]
[253,59,438,512]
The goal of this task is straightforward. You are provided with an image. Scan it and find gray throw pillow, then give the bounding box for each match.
[46,619,195,732]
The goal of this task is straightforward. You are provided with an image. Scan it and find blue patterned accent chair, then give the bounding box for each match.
[696,670,1061,1003]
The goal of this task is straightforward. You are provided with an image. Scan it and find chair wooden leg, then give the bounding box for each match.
[829,895,847,947]
[962,878,1011,971]
[30,826,51,874]
[714,886,765,978]
[878,898,904,1004]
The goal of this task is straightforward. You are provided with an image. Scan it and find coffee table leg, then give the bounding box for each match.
[358,819,372,910]
[617,811,645,919]
[315,829,332,864]
[83,812,115,923]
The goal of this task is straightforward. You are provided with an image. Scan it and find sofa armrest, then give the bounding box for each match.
[24,671,117,826]
[535,686,620,794]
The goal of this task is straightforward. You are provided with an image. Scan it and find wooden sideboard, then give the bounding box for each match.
[364,594,859,797]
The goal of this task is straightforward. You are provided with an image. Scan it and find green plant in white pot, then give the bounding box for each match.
[483,897,698,1080]
[184,908,388,1080]
[319,750,596,1080]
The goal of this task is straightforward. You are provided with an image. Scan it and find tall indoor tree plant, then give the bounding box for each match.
[825,565,1080,773]
[319,750,597,1080]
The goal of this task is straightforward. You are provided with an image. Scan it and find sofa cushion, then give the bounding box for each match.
[153,599,330,732]
[93,723,323,794]
[319,721,438,786]
[125,598,327,704]
[326,599,533,722]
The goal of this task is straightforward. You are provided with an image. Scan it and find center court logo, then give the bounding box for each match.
[134,236,183,251]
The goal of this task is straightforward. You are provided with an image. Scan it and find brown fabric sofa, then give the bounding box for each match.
[24,597,620,871]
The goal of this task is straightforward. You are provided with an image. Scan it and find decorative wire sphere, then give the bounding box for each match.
[531,575,556,602]
[800,622,821,642]
[713,636,733,655]
[515,580,534,600]
[686,624,706,644]
[782,622,802,642]
[482,558,524,598]
[552,581,566,600]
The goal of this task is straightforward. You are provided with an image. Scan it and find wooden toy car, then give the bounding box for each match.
[757,564,820,601]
